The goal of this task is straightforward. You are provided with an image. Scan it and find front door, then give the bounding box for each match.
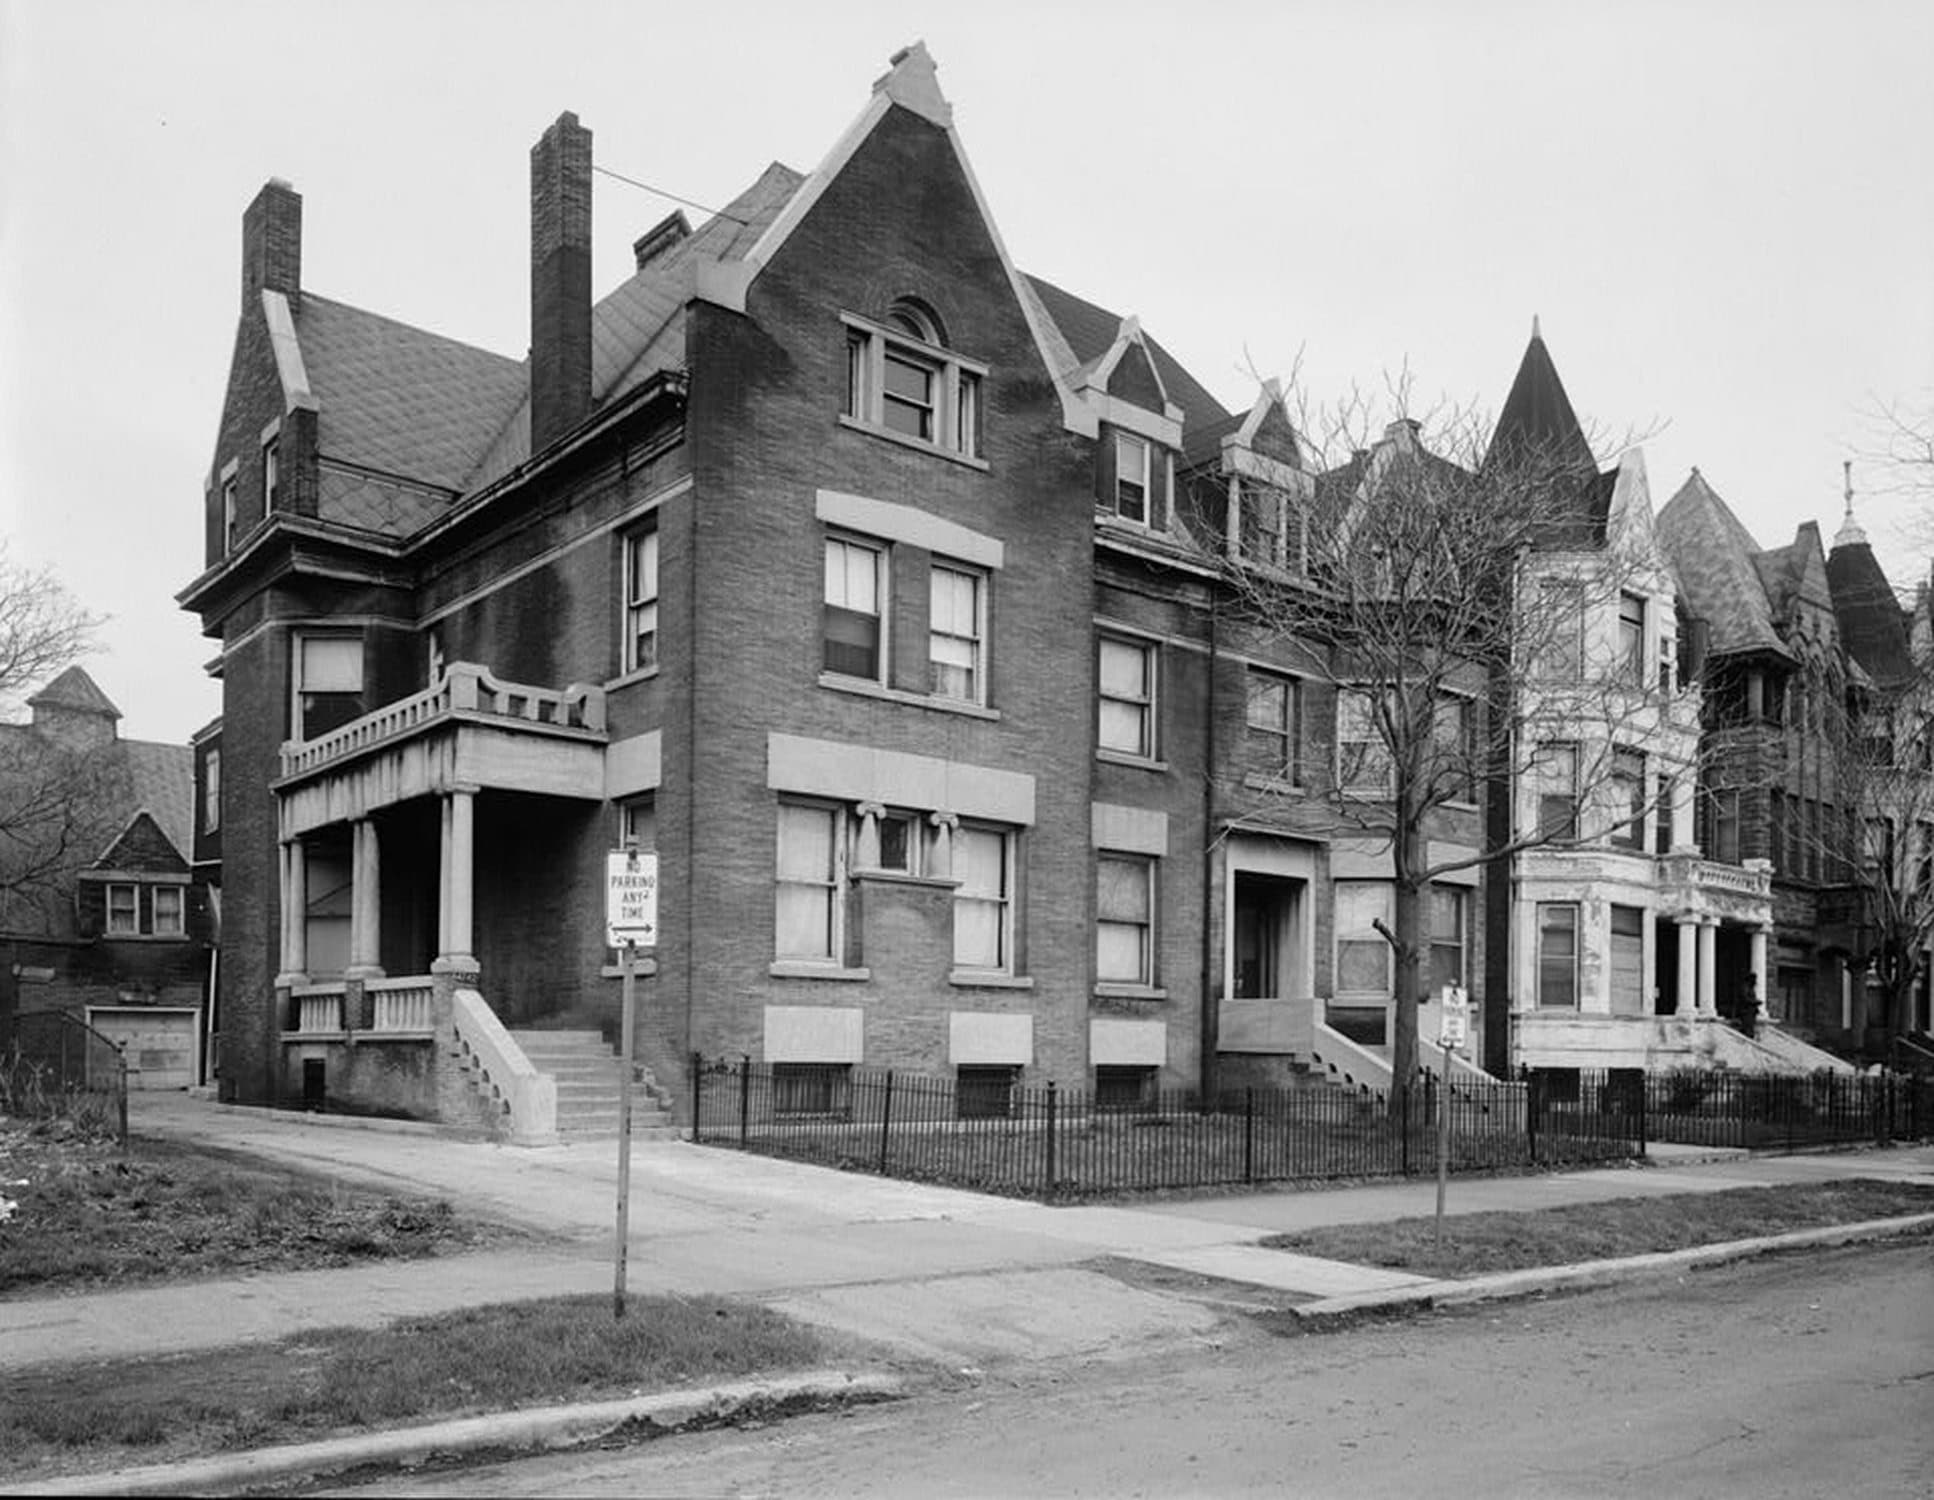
[1233,874,1297,1000]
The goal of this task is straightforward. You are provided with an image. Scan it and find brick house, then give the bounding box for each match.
[0,668,214,1088]
[183,45,1875,1134]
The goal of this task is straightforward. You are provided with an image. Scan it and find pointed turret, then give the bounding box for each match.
[1826,462,1912,686]
[1489,318,1597,477]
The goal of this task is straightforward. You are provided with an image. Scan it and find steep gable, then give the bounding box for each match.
[1655,469,1789,659]
[93,810,191,876]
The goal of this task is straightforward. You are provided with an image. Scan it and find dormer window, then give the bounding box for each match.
[1115,434,1150,522]
[841,303,984,462]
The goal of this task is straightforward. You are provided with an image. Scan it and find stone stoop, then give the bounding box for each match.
[508,1029,679,1140]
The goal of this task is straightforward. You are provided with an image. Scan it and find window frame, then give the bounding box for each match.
[774,800,848,964]
[1535,741,1579,843]
[1428,885,1468,994]
[151,884,186,938]
[822,534,888,685]
[1333,879,1394,1000]
[1610,747,1645,851]
[622,523,660,675]
[1095,851,1156,988]
[291,632,366,744]
[952,822,1014,975]
[105,883,139,936]
[1536,902,1580,1008]
[262,437,279,514]
[1335,687,1393,796]
[928,561,987,706]
[1114,432,1151,523]
[202,747,221,835]
[1618,592,1646,683]
[841,311,985,462]
[1610,902,1645,1013]
[1245,668,1299,784]
[1097,635,1157,761]
[221,472,239,554]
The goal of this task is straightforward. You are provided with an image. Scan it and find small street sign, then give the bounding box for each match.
[1437,983,1469,1049]
[605,850,659,948]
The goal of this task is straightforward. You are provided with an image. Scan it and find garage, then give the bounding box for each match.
[85,1007,200,1090]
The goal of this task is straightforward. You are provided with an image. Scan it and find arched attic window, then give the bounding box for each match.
[842,297,984,461]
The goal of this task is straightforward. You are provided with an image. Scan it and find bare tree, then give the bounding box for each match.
[0,545,109,933]
[1186,379,1695,1106]
[0,544,102,717]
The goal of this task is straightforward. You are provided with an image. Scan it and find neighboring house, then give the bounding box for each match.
[0,668,213,1088]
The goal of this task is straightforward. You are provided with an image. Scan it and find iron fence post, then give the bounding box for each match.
[1044,1081,1058,1199]
[1243,1087,1255,1184]
[879,1070,895,1175]
[1526,1067,1540,1165]
[1636,1067,1647,1159]
[738,1053,751,1146]
[689,1051,702,1142]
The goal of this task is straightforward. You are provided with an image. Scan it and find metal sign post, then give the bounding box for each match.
[1434,985,1468,1250]
[605,847,658,1321]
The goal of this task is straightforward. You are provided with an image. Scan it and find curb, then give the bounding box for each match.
[1290,1211,1934,1321]
[17,1369,903,1497]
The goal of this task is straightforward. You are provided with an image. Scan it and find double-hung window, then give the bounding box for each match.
[1611,748,1645,850]
[1618,593,1645,683]
[152,886,186,937]
[823,537,885,682]
[1535,742,1579,843]
[1429,886,1467,992]
[202,748,221,834]
[843,308,983,459]
[1245,669,1298,782]
[292,635,364,742]
[221,472,239,554]
[775,802,845,962]
[1098,637,1156,759]
[929,564,985,704]
[1537,903,1579,1007]
[623,525,660,673]
[1114,433,1150,523]
[1096,853,1155,986]
[1334,881,1393,998]
[1336,688,1391,794]
[262,437,279,513]
[1610,904,1645,1013]
[953,825,1012,973]
[106,884,139,935]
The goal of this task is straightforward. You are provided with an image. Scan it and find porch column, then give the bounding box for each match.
[345,818,384,979]
[1750,925,1771,1021]
[1675,916,1698,1017]
[277,839,308,985]
[1697,919,1718,1017]
[435,787,478,973]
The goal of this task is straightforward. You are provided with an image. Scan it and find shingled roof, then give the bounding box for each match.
[1655,470,1790,658]
[1022,274,1233,436]
[1827,522,1915,688]
[27,665,121,719]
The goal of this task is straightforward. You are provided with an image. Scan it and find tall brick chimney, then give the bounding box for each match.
[530,112,593,452]
[242,178,302,313]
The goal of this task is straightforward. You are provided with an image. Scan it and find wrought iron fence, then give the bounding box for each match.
[1,1012,129,1144]
[690,1055,1643,1200]
[1643,1067,1930,1151]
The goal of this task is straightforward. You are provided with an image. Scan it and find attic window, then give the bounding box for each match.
[841,309,984,463]
[1115,434,1149,522]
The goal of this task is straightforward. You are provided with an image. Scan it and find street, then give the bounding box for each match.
[323,1240,1933,1499]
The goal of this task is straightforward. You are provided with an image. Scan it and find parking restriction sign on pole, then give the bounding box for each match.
[606,847,658,1319]
[1434,984,1468,1247]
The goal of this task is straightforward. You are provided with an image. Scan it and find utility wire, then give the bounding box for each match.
[592,164,750,227]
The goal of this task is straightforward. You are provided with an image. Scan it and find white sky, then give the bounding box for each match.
[2,0,1929,743]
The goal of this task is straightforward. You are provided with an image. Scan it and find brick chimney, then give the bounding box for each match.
[242,178,302,313]
[530,112,594,452]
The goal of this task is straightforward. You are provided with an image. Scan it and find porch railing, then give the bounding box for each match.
[370,977,435,1033]
[450,988,557,1145]
[280,661,607,779]
[293,983,346,1034]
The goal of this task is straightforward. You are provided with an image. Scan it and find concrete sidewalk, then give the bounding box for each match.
[5,1093,1930,1375]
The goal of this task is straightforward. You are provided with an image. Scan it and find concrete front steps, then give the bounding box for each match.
[508,1029,679,1141]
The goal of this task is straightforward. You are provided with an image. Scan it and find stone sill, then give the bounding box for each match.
[768,962,872,982]
[1093,984,1168,1002]
[837,413,990,471]
[949,971,1034,990]
[1097,749,1168,772]
[818,672,1001,721]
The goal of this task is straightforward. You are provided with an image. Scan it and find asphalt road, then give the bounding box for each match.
[322,1240,1934,1499]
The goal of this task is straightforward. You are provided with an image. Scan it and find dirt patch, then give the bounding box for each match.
[0,1118,524,1298]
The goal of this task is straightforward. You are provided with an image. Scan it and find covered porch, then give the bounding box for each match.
[271,663,608,1135]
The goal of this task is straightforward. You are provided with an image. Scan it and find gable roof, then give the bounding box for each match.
[1655,469,1790,658]
[1023,274,1231,436]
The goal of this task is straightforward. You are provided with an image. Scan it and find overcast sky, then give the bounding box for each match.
[2,0,1929,743]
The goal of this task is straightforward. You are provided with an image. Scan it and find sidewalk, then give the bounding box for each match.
[5,1093,1929,1374]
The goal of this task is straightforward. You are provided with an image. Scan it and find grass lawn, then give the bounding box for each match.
[2,1293,846,1479]
[1262,1178,1934,1279]
[0,1120,517,1297]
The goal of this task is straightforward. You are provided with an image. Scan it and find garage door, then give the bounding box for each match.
[87,1008,197,1090]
